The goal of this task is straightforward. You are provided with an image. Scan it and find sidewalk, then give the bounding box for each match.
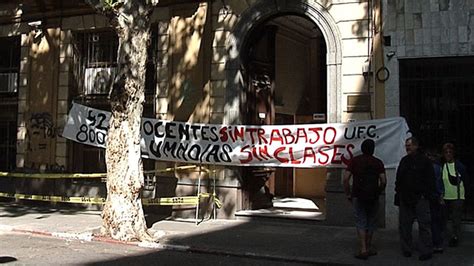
[1,202,474,265]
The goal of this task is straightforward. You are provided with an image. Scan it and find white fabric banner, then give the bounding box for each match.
[62,103,409,168]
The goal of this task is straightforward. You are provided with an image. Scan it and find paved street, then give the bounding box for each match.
[0,231,308,265]
[1,202,474,265]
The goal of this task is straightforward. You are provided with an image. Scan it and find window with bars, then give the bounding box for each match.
[72,27,158,96]
[0,36,19,171]
[0,101,18,171]
[0,36,20,94]
[73,30,119,95]
[71,28,158,173]
[400,56,474,221]
[0,118,17,171]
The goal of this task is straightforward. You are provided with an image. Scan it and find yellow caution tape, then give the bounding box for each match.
[144,165,199,174]
[0,192,106,204]
[0,192,222,208]
[211,193,223,209]
[0,172,107,179]
[0,165,223,207]
[142,193,221,208]
[195,193,223,209]
[143,196,201,205]
[0,165,203,179]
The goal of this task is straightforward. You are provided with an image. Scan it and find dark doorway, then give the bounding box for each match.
[400,56,474,221]
[240,15,328,218]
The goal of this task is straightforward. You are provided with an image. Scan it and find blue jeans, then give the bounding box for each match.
[353,197,379,232]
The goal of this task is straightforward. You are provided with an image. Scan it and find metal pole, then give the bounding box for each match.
[195,165,202,225]
[213,166,217,220]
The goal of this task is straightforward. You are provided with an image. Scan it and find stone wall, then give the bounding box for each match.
[383,0,474,118]
[382,0,474,229]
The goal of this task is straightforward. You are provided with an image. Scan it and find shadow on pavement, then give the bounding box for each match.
[83,217,474,266]
[0,256,17,263]
[0,200,96,218]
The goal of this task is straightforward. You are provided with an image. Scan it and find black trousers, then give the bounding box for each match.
[399,198,433,255]
[430,201,443,248]
[443,200,464,239]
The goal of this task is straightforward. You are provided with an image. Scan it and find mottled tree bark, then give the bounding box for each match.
[86,0,156,241]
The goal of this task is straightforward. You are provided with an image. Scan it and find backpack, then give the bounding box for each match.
[357,162,380,201]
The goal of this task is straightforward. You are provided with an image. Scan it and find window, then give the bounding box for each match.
[0,36,20,94]
[73,28,158,96]
[73,30,118,95]
[145,24,159,95]
[0,37,19,170]
[71,29,158,173]
[0,105,17,171]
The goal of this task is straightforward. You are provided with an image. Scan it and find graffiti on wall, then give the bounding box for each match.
[30,112,56,139]
[26,112,63,166]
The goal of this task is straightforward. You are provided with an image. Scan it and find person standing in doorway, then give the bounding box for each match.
[343,139,386,260]
[395,137,436,261]
[441,142,469,247]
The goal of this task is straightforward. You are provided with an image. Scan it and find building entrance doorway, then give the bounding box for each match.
[400,57,474,221]
[241,15,328,219]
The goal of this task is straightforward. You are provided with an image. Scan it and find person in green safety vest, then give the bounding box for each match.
[441,142,470,247]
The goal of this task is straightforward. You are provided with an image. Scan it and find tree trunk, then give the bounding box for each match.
[100,4,153,242]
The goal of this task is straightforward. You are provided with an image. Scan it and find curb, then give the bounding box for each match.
[1,225,342,265]
[176,246,340,265]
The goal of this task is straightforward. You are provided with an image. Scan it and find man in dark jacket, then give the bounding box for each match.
[395,137,436,261]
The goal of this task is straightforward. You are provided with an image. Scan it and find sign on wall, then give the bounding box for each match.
[62,103,409,168]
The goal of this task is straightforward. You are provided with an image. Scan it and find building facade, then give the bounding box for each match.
[382,0,474,225]
[0,0,472,228]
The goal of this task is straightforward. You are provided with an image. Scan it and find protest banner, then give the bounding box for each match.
[63,103,409,168]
